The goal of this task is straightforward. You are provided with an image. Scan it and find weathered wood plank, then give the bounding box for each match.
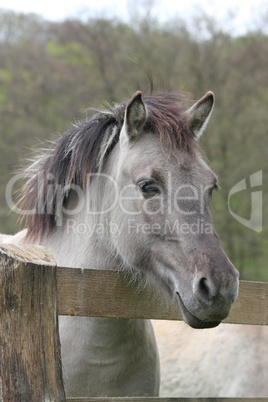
[57,267,268,325]
[0,244,65,402]
[57,267,179,320]
[226,280,268,325]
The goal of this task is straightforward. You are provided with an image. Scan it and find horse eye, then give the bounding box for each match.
[138,180,160,198]
[209,183,219,195]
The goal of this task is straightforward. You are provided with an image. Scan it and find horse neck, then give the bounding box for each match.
[17,160,160,396]
[38,211,117,271]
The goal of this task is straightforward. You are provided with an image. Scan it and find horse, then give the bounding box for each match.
[2,90,239,397]
[153,320,268,397]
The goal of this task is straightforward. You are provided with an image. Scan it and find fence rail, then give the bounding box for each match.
[0,243,267,402]
[57,266,268,325]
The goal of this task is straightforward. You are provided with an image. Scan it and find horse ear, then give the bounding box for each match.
[121,91,147,145]
[185,91,215,139]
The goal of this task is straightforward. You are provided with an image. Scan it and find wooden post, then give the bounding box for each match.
[0,244,65,402]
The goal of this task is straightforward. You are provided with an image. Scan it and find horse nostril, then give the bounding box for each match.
[199,277,210,300]
[194,276,217,304]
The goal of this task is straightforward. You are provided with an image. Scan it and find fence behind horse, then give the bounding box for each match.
[0,244,267,401]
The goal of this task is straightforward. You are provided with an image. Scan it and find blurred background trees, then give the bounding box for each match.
[0,4,267,280]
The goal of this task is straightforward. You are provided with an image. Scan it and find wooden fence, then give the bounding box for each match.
[0,243,267,402]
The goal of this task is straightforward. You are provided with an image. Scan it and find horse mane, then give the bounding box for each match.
[17,91,198,239]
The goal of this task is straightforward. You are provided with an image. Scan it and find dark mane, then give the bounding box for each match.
[17,92,198,239]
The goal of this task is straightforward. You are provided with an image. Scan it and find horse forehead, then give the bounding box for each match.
[119,133,166,169]
[122,136,212,181]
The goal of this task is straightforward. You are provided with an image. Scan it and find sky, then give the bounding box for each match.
[0,0,266,35]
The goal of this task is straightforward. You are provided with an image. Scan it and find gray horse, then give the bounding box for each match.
[2,90,239,397]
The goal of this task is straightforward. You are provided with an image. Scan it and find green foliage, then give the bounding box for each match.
[46,40,92,66]
[0,8,267,281]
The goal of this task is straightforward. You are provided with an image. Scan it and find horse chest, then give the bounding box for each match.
[59,316,160,397]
